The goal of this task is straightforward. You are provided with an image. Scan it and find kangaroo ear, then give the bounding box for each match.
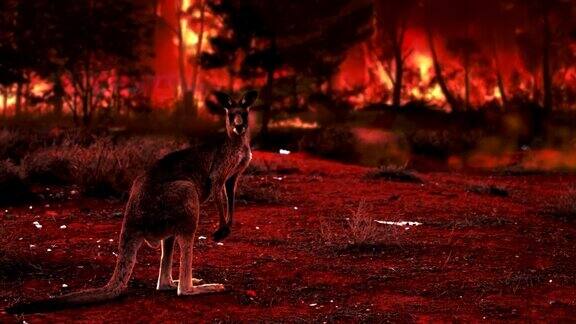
[213,91,233,109]
[240,90,258,109]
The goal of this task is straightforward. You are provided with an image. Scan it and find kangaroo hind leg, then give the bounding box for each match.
[157,236,202,291]
[176,236,224,296]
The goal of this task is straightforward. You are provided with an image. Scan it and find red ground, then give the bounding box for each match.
[1,152,576,322]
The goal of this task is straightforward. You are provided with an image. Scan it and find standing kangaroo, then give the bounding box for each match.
[7,90,258,314]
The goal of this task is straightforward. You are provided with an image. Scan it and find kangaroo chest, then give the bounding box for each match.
[216,144,251,178]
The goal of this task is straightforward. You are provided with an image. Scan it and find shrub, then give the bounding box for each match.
[467,184,509,197]
[0,160,31,205]
[544,188,576,222]
[23,148,75,185]
[0,129,44,162]
[237,177,281,204]
[366,165,423,183]
[301,126,357,162]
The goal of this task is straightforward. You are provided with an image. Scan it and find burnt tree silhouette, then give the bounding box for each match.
[203,0,372,135]
[372,0,415,108]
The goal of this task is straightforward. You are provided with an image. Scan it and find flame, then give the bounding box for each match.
[269,117,319,129]
[0,92,16,109]
[175,0,216,56]
[407,51,445,105]
[412,52,433,83]
[30,81,52,97]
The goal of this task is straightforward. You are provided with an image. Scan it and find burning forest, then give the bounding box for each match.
[1,0,576,322]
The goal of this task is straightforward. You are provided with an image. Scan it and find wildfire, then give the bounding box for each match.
[30,81,51,97]
[269,117,319,129]
[0,92,16,110]
[176,0,218,56]
[412,52,433,83]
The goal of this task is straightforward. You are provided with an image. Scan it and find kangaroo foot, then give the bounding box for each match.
[177,283,225,296]
[157,278,203,290]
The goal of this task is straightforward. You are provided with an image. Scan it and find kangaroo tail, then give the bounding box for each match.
[6,230,142,314]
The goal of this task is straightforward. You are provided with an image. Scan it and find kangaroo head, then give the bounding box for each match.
[214,90,258,137]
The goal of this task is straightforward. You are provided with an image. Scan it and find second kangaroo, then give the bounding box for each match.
[7,90,258,314]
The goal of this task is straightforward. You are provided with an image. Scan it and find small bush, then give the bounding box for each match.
[320,201,401,247]
[0,160,31,205]
[467,184,509,197]
[237,177,281,204]
[301,126,357,162]
[23,148,75,185]
[346,200,381,245]
[0,129,44,162]
[245,158,300,176]
[366,165,423,183]
[544,188,576,222]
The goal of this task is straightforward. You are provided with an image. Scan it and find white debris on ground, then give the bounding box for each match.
[60,225,67,229]
[374,220,422,226]
[293,206,298,210]
[279,149,291,155]
[216,242,224,246]
[62,284,68,288]
[198,236,207,240]
[32,221,42,229]
[272,176,284,181]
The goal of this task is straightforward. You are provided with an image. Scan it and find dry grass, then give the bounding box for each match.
[20,136,183,197]
[320,200,401,247]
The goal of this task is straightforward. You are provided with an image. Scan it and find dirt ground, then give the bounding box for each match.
[1,152,576,322]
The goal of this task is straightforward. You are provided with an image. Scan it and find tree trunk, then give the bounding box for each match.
[2,88,7,117]
[261,38,277,137]
[53,74,64,117]
[15,82,22,116]
[176,0,191,116]
[464,55,470,111]
[496,70,508,108]
[491,36,508,108]
[542,14,553,111]
[82,92,91,126]
[189,0,206,113]
[392,46,403,108]
[261,67,274,137]
[426,28,459,111]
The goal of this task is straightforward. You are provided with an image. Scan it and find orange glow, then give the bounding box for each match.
[0,92,16,109]
[30,81,52,97]
[412,52,433,83]
[269,117,319,129]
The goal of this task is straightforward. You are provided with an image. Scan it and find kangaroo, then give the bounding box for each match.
[6,90,258,314]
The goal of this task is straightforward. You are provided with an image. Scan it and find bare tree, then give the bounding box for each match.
[426,28,459,111]
[372,0,415,108]
[189,0,206,102]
